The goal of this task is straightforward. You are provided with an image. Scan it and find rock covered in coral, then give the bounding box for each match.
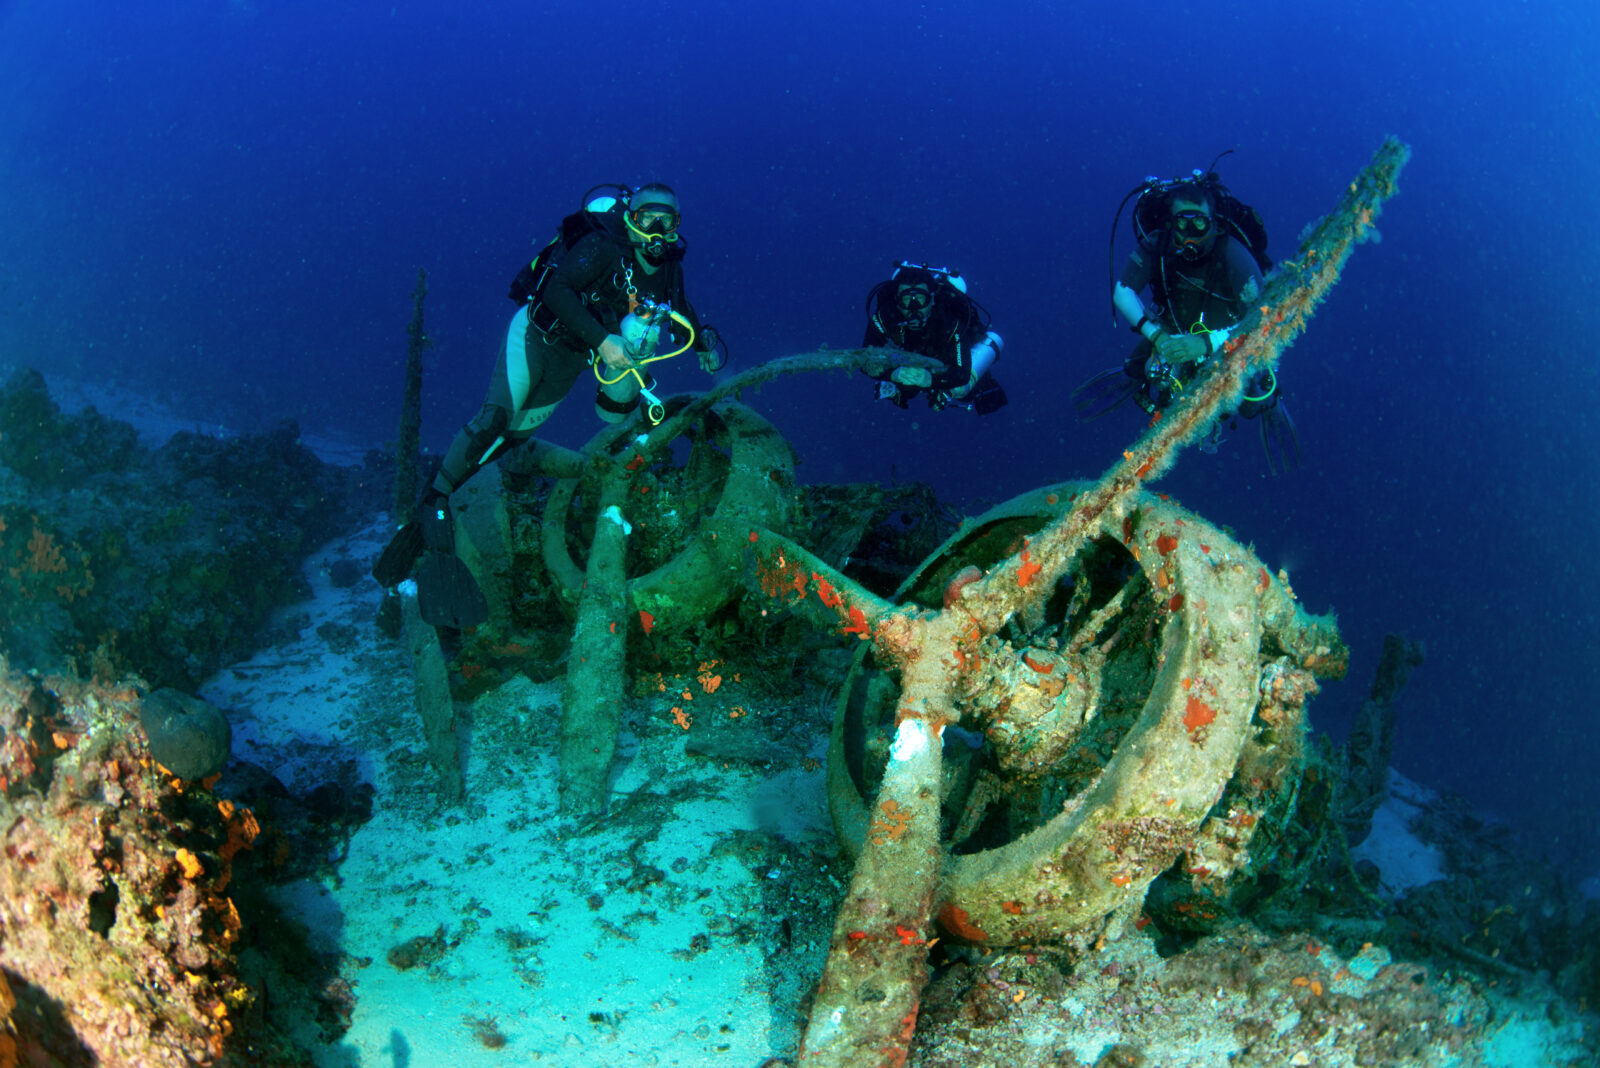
[0,368,371,688]
[0,970,17,1063]
[911,923,1593,1066]
[0,667,269,1065]
[140,688,232,781]
[0,366,141,485]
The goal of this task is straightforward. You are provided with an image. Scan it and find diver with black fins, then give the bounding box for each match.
[372,182,727,627]
[1074,154,1301,474]
[864,261,1007,414]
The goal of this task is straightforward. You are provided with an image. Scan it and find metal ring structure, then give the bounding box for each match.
[540,400,796,634]
[828,483,1345,950]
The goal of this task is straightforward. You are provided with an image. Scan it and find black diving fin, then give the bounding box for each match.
[372,520,426,588]
[414,551,489,629]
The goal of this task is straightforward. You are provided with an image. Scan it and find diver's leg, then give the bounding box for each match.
[427,305,567,499]
[374,308,535,608]
[376,346,515,588]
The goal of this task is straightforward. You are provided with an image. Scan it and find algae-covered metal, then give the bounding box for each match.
[829,486,1345,950]
[791,138,1408,1067]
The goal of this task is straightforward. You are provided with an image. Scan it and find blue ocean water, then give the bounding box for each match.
[1,0,1595,877]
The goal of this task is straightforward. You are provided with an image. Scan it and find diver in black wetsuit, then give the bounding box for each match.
[864,262,1007,414]
[373,183,725,627]
[1076,172,1299,472]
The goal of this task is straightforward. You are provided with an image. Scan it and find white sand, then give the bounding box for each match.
[204,520,836,1066]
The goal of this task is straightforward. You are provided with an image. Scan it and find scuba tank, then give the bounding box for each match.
[597,295,670,424]
[620,296,671,359]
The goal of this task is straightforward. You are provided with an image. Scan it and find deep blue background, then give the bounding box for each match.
[2,1,1596,876]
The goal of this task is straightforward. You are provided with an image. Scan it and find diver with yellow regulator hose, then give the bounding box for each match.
[598,292,700,427]
[373,182,726,627]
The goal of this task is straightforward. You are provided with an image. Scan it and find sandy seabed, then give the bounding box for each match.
[205,519,839,1066]
[200,520,1596,1068]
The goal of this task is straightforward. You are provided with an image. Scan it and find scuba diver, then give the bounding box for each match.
[1075,157,1300,473]
[372,182,726,627]
[864,262,1007,414]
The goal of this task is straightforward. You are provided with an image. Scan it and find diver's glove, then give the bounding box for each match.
[597,334,635,371]
[891,366,934,389]
[1152,330,1209,365]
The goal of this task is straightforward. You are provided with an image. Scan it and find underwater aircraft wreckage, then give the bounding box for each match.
[400,139,1410,1067]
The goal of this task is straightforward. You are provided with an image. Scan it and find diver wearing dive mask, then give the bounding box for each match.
[371,179,726,628]
[894,282,934,330]
[1170,204,1216,262]
[864,262,1007,414]
[1077,172,1300,476]
[624,186,683,266]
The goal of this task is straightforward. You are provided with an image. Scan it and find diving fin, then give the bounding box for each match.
[1073,366,1142,421]
[1259,399,1303,476]
[971,378,1009,415]
[372,520,425,588]
[414,550,489,630]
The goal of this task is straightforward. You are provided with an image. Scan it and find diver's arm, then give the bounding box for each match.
[1115,245,1163,337]
[539,234,616,351]
[1114,282,1163,342]
[948,331,1003,398]
[665,263,724,371]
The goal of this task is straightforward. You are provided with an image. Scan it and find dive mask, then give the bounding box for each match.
[895,284,933,327]
[626,205,681,250]
[1172,210,1213,237]
[1171,209,1215,259]
[896,286,932,313]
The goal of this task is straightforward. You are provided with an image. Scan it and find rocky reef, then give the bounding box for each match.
[0,366,383,688]
[0,670,262,1064]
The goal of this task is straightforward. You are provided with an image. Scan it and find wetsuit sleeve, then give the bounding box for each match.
[863,319,889,347]
[1222,238,1265,304]
[934,331,970,391]
[1119,243,1158,294]
[540,233,620,351]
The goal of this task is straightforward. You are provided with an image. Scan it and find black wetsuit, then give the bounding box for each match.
[1121,232,1263,406]
[516,231,707,407]
[433,230,708,496]
[864,292,985,398]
